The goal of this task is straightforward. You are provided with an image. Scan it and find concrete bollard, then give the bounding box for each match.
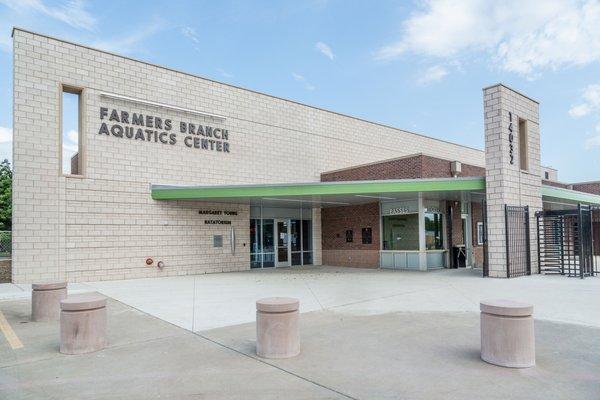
[480,299,535,368]
[31,282,67,322]
[60,293,107,355]
[256,297,300,359]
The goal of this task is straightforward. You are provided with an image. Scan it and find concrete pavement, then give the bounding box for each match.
[80,266,600,331]
[1,293,599,399]
[1,267,600,399]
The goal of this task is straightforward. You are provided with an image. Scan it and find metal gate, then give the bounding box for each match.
[593,209,600,256]
[505,205,531,278]
[536,204,597,279]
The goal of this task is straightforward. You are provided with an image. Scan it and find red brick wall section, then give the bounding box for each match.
[321,202,380,268]
[420,155,485,178]
[571,182,600,195]
[321,155,423,182]
[321,154,485,182]
[450,201,464,246]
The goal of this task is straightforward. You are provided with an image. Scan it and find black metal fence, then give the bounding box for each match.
[536,204,597,279]
[505,205,531,278]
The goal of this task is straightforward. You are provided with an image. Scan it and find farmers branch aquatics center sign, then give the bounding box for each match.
[98,107,231,153]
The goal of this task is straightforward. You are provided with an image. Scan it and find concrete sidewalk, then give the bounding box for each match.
[0,295,598,399]
[80,266,600,332]
[0,282,94,300]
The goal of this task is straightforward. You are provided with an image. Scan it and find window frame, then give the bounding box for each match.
[59,84,85,178]
[476,222,484,246]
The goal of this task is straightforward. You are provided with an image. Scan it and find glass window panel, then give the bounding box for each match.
[262,219,274,253]
[62,90,81,175]
[382,214,419,250]
[302,220,312,251]
[345,229,353,243]
[250,219,262,254]
[250,253,261,269]
[302,251,313,265]
[291,252,301,266]
[291,219,301,251]
[425,212,443,250]
[262,253,275,268]
[362,227,373,244]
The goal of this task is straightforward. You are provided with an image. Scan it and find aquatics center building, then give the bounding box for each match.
[10,28,600,283]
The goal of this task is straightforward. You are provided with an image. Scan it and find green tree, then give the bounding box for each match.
[0,159,12,230]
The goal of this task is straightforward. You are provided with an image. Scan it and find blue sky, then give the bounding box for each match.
[0,0,599,182]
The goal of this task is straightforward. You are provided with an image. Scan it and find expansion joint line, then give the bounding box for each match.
[105,296,357,399]
[191,330,359,400]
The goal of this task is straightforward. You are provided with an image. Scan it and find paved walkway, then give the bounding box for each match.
[1,267,599,399]
[1,294,599,399]
[80,266,600,331]
[2,266,599,331]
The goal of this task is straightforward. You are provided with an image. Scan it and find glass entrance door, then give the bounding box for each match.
[275,219,291,267]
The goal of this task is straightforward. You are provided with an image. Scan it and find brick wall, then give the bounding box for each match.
[321,154,485,182]
[571,182,600,195]
[449,201,464,246]
[471,202,484,268]
[321,203,380,268]
[484,84,542,278]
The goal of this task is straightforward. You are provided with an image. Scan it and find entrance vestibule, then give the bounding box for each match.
[250,205,313,269]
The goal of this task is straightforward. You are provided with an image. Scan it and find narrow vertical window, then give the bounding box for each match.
[62,88,82,175]
[518,118,528,171]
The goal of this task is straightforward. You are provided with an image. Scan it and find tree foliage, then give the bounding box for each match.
[0,159,12,230]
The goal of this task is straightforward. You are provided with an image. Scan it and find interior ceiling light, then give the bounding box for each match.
[354,195,396,200]
[261,197,350,205]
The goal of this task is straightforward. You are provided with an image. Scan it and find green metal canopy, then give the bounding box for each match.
[150,177,600,207]
[541,185,600,206]
[151,177,486,202]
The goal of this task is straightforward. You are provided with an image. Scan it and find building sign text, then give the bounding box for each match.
[98,107,230,153]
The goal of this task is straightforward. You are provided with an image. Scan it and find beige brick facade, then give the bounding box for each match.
[12,29,488,283]
[483,84,542,278]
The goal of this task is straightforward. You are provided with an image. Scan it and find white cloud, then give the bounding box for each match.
[585,122,600,149]
[180,26,199,44]
[63,143,78,153]
[570,84,600,118]
[0,126,12,143]
[0,0,96,31]
[417,65,448,85]
[216,68,233,78]
[66,129,78,143]
[292,72,315,91]
[375,0,600,77]
[315,41,335,60]
[569,103,592,118]
[91,22,164,54]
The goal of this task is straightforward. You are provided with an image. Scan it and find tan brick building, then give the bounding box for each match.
[10,29,600,283]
